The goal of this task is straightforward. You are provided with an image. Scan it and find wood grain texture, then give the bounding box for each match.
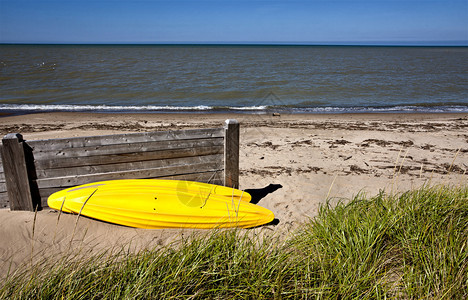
[224,119,240,189]
[30,137,224,160]
[36,161,223,189]
[1,133,34,211]
[35,154,223,179]
[35,145,223,170]
[27,128,224,151]
[0,192,9,208]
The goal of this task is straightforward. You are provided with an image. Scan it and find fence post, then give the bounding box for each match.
[224,119,239,189]
[1,133,34,211]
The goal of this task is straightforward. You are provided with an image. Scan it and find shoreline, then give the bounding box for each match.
[1,109,468,119]
[1,111,467,139]
[2,111,468,116]
[2,110,467,122]
[1,111,467,276]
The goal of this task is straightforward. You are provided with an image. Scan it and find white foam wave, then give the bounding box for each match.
[229,106,267,110]
[0,104,466,114]
[292,105,468,113]
[0,104,214,111]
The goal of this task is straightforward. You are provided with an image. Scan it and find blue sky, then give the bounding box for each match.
[1,0,467,45]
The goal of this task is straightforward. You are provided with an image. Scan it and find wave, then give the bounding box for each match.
[288,105,468,113]
[0,103,467,114]
[0,104,214,112]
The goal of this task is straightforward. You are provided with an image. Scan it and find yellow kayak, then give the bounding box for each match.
[48,179,251,213]
[47,179,274,229]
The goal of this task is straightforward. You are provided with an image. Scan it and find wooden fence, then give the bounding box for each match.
[0,119,239,211]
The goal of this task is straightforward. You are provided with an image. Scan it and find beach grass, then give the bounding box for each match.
[1,184,467,299]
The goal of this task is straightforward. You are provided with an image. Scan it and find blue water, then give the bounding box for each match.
[1,44,467,114]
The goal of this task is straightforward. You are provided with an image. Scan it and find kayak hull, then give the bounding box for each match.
[47,179,273,229]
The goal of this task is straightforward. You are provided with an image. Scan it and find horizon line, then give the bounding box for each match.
[1,41,467,47]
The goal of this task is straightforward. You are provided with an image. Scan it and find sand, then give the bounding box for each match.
[1,112,467,278]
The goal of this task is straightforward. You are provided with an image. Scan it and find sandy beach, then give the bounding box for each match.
[1,112,467,277]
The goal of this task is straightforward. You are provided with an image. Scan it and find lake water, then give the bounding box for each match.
[1,44,467,114]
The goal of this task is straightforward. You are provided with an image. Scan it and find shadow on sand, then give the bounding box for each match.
[245,184,283,227]
[245,184,283,204]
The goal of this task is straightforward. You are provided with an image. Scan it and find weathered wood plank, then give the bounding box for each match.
[224,119,240,189]
[0,182,7,193]
[1,134,34,211]
[38,171,224,206]
[27,128,224,151]
[2,121,239,209]
[36,154,223,179]
[162,171,224,184]
[36,161,223,189]
[0,192,9,208]
[0,156,4,181]
[35,144,223,170]
[0,144,2,172]
[37,172,224,197]
[31,137,224,160]
[0,146,9,208]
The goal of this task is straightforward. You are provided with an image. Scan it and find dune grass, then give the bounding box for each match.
[1,184,467,299]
